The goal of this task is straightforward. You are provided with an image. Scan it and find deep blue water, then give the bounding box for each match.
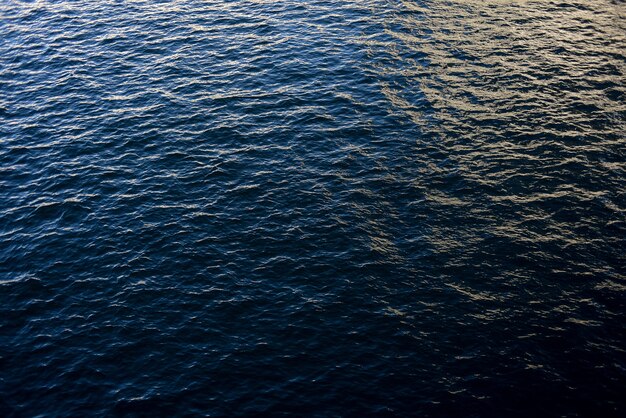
[1,0,625,416]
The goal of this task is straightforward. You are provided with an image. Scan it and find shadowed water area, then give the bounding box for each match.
[1,0,625,416]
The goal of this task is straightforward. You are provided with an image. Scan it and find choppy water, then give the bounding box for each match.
[1,0,625,416]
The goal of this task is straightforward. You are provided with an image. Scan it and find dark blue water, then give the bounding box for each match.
[1,0,625,416]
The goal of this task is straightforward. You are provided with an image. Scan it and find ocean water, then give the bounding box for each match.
[1,0,625,416]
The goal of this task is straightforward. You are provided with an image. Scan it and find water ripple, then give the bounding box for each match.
[1,0,625,416]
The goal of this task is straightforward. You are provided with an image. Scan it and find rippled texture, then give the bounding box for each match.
[1,0,625,416]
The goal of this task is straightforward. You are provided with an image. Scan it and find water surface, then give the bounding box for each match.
[1,0,625,416]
